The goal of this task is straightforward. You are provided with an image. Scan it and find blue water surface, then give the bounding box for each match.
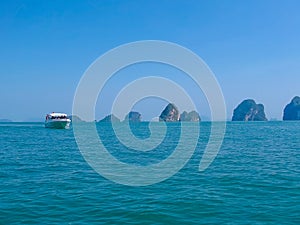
[0,122,299,224]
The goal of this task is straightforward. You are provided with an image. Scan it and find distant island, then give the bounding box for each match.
[159,103,180,122]
[231,96,300,121]
[3,96,300,122]
[180,110,201,122]
[0,119,12,122]
[75,97,300,123]
[232,99,268,121]
[95,98,299,123]
[125,111,142,122]
[283,96,300,120]
[98,114,120,123]
[96,103,201,123]
[158,103,201,122]
[69,115,85,123]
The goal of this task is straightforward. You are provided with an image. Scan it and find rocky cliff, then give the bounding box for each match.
[180,110,201,122]
[159,103,180,122]
[98,114,120,123]
[232,99,268,121]
[125,111,142,122]
[283,96,300,120]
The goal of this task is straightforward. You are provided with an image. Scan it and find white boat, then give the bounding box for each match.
[45,112,71,129]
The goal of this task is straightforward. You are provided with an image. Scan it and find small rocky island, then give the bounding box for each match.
[232,99,268,121]
[98,114,120,123]
[97,105,201,123]
[0,119,12,122]
[283,96,300,120]
[125,111,142,122]
[159,103,180,122]
[69,115,84,123]
[180,110,201,122]
[159,103,201,122]
[99,112,141,123]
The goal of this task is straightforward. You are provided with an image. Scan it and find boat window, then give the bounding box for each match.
[49,115,68,119]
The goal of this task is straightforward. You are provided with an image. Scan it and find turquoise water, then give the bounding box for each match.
[0,122,299,224]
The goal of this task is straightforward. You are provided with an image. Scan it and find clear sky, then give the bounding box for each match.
[1,0,299,121]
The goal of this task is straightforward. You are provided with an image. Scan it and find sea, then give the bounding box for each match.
[0,121,299,224]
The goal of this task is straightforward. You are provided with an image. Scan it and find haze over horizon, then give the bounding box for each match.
[1,1,299,122]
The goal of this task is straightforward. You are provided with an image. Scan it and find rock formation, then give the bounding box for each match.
[180,110,201,122]
[159,103,180,122]
[98,114,120,123]
[125,111,142,122]
[283,96,300,120]
[69,115,84,123]
[232,99,268,121]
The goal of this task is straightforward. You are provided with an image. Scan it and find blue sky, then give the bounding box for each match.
[1,0,299,121]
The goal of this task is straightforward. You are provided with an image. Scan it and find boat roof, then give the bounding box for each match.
[47,112,68,117]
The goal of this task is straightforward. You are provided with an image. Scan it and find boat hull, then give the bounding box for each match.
[45,120,71,129]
